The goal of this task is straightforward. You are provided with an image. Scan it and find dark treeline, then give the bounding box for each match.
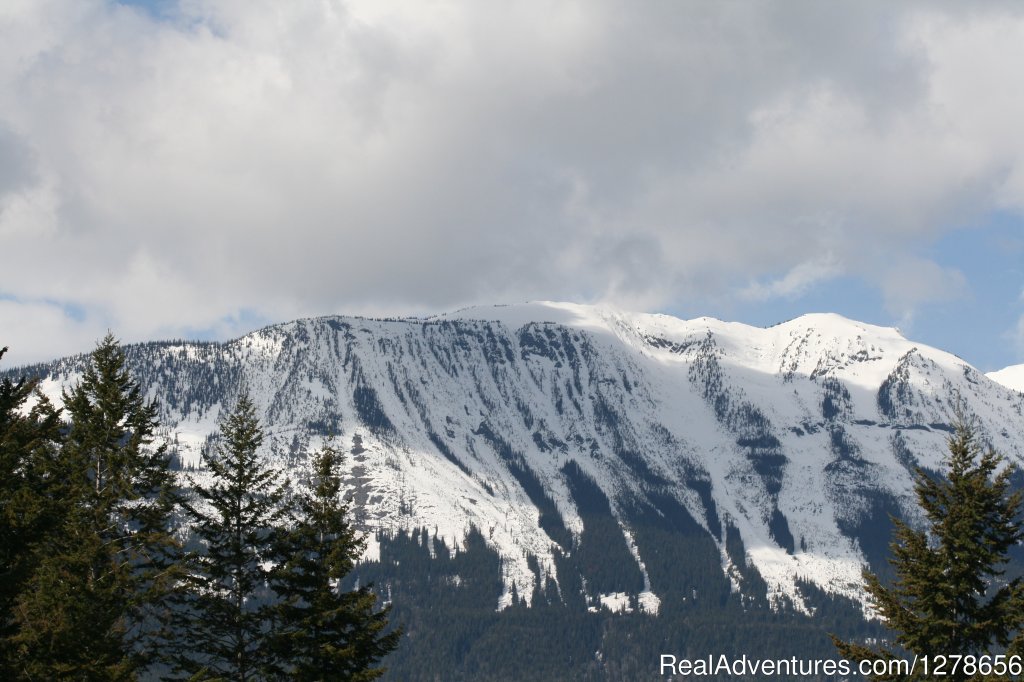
[348,525,879,681]
[0,337,398,681]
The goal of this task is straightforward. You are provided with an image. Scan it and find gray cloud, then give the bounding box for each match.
[2,1,1024,361]
[0,126,36,200]
[879,257,969,327]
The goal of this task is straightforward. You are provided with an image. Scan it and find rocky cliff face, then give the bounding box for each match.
[22,302,1024,615]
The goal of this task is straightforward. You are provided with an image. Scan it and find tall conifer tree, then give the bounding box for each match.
[10,335,180,679]
[833,415,1024,681]
[271,441,400,681]
[174,391,290,680]
[0,347,64,676]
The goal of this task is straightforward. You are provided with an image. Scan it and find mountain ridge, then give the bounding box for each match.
[13,301,1024,617]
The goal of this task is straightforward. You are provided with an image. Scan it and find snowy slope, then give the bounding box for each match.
[989,364,1024,393]
[19,302,1024,615]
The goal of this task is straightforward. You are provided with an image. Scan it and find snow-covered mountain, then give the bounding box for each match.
[21,302,1024,616]
[989,364,1024,393]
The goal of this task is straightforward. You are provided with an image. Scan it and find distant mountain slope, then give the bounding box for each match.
[989,364,1024,393]
[15,302,1024,616]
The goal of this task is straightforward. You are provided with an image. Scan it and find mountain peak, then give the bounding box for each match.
[773,312,904,339]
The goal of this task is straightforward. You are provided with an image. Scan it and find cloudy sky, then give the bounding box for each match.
[2,1,1023,370]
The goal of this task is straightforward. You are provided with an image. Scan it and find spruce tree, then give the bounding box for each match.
[0,347,64,676]
[833,415,1024,680]
[9,335,181,679]
[175,391,290,680]
[271,441,400,681]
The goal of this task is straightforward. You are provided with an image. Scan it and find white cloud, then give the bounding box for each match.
[2,1,1024,359]
[740,255,842,302]
[0,299,108,367]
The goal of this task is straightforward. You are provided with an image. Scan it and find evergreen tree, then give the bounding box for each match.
[833,415,1024,680]
[0,347,63,676]
[271,441,400,681]
[9,335,181,679]
[174,391,290,680]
